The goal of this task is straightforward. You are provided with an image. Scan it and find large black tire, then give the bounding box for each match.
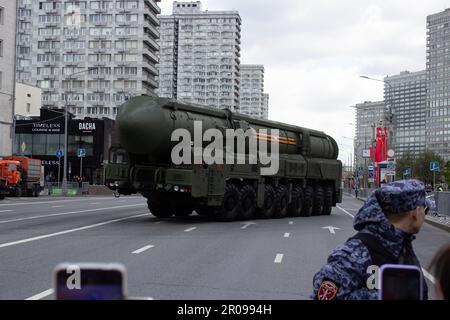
[173,205,194,217]
[273,185,288,219]
[14,186,22,198]
[257,185,276,219]
[215,183,241,222]
[195,206,211,217]
[322,186,333,215]
[147,194,173,218]
[288,186,303,217]
[238,185,256,221]
[301,186,314,217]
[312,186,324,216]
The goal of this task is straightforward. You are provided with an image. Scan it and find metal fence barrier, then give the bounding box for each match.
[435,192,450,217]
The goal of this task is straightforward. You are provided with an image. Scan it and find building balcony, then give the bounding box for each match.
[144,0,162,15]
[143,62,159,77]
[143,50,159,64]
[143,77,159,90]
[144,20,159,38]
[144,12,160,27]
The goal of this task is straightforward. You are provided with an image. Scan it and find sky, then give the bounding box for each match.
[158,0,449,165]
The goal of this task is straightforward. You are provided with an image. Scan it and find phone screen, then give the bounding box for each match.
[380,265,422,300]
[55,265,125,300]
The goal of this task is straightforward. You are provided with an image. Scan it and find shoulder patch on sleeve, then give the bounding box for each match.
[317,280,339,300]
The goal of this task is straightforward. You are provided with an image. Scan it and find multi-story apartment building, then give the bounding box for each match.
[239,64,268,119]
[17,0,161,119]
[354,101,390,165]
[426,9,450,160]
[17,0,32,84]
[0,0,17,156]
[157,1,241,112]
[384,70,427,158]
[262,93,269,120]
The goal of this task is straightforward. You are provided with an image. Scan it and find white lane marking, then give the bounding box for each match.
[274,254,284,264]
[337,205,355,218]
[132,245,155,254]
[322,226,341,234]
[51,206,64,208]
[288,221,294,225]
[0,197,123,207]
[26,289,54,300]
[284,233,290,238]
[0,213,147,249]
[422,268,436,285]
[155,221,163,224]
[184,227,197,232]
[0,210,13,213]
[241,222,256,229]
[0,204,146,225]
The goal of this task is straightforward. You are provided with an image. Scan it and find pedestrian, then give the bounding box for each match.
[354,183,358,198]
[45,172,54,196]
[429,244,450,300]
[311,179,431,300]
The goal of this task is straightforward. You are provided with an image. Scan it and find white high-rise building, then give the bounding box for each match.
[239,64,268,119]
[384,70,427,158]
[0,0,17,156]
[262,93,269,120]
[426,9,450,160]
[16,0,161,119]
[157,1,241,111]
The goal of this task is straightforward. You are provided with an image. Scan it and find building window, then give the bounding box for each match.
[0,7,4,25]
[0,39,3,57]
[26,103,31,113]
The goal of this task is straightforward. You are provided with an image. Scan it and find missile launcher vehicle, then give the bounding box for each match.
[105,96,342,221]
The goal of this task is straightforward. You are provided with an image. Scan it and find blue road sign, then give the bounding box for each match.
[368,165,374,172]
[56,149,63,158]
[430,162,440,171]
[77,148,86,158]
[404,168,411,176]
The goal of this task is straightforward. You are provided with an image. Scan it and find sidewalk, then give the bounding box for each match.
[354,195,450,233]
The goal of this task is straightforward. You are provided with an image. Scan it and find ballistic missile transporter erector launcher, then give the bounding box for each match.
[105,96,343,221]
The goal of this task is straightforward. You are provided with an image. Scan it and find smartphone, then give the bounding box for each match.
[54,263,127,300]
[378,264,423,300]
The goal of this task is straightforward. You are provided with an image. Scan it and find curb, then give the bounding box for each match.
[424,218,450,233]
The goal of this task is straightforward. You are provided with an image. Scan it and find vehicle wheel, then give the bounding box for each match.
[173,205,193,217]
[147,194,173,218]
[301,186,314,217]
[322,186,333,215]
[215,183,241,222]
[238,184,256,221]
[312,186,324,216]
[288,187,303,217]
[273,185,288,219]
[14,187,22,198]
[257,185,276,219]
[195,206,211,217]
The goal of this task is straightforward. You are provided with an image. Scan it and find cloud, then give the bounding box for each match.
[159,0,449,163]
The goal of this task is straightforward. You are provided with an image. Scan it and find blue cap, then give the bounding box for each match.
[375,179,433,214]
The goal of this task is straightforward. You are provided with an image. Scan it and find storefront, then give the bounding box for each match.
[14,109,116,184]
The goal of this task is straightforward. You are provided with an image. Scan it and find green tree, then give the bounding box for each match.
[412,150,444,185]
[395,151,415,180]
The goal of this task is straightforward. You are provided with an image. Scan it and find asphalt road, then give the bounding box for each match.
[0,194,448,300]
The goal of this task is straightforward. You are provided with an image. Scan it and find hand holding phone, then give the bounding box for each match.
[54,263,127,300]
[378,264,423,300]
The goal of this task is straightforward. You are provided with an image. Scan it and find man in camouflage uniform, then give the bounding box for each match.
[311,179,431,300]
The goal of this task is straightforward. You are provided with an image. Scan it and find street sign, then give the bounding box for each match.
[21,142,27,153]
[77,148,86,158]
[387,149,395,158]
[403,168,411,176]
[387,161,396,171]
[56,149,63,158]
[362,150,371,158]
[368,165,374,172]
[430,162,440,171]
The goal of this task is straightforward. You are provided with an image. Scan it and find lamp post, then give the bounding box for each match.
[62,68,97,196]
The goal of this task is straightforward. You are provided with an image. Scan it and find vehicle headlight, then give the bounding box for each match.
[174,185,180,192]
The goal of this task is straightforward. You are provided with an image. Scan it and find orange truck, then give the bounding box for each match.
[0,156,43,198]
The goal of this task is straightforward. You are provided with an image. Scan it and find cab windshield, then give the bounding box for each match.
[110,148,129,164]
